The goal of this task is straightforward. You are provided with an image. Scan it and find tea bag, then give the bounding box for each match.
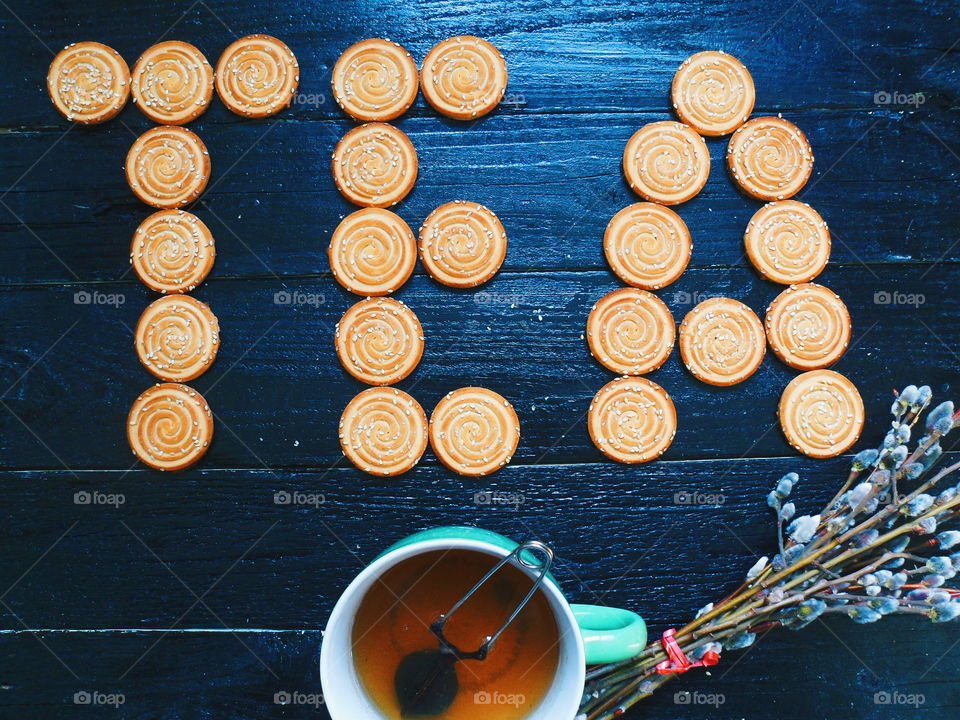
[395,649,459,716]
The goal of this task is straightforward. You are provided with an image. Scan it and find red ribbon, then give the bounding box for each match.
[654,628,720,674]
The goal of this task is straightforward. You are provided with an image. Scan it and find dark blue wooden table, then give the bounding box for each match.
[1,0,958,717]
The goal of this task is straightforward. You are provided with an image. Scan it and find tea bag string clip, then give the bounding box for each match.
[430,540,554,662]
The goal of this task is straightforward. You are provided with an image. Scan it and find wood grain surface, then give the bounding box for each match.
[0,0,958,717]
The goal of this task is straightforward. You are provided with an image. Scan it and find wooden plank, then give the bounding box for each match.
[0,264,953,470]
[0,620,956,719]
[0,456,952,628]
[1,110,958,284]
[1,0,956,125]
[1,458,959,719]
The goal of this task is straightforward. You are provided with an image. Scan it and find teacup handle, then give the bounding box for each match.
[570,604,647,664]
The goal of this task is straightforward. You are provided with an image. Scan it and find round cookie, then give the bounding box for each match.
[332,38,419,121]
[335,297,424,385]
[586,288,675,375]
[779,369,864,458]
[130,209,216,293]
[765,283,850,370]
[429,387,520,476]
[328,208,416,296]
[135,295,220,382]
[418,201,507,287]
[588,376,677,464]
[332,122,418,208]
[727,116,814,201]
[744,200,830,284]
[623,121,710,205]
[340,387,428,476]
[215,34,299,117]
[679,297,765,386]
[603,202,692,290]
[127,383,213,471]
[672,50,755,136]
[420,36,508,120]
[125,126,211,209]
[47,41,130,124]
[131,41,214,124]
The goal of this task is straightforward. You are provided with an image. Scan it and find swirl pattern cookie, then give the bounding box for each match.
[332,122,418,208]
[588,376,677,464]
[335,297,424,385]
[135,295,220,382]
[587,288,675,375]
[603,203,692,289]
[623,121,710,205]
[420,36,508,120]
[329,208,416,296]
[215,34,299,117]
[671,51,755,136]
[429,387,520,476]
[130,210,216,293]
[332,38,418,121]
[47,41,130,124]
[339,387,428,476]
[679,297,765,386]
[125,126,210,209]
[727,116,814,201]
[419,201,507,287]
[765,283,850,370]
[745,200,830,284]
[131,41,214,125]
[779,369,864,458]
[127,383,213,471]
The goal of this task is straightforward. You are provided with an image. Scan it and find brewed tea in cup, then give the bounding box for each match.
[353,548,558,719]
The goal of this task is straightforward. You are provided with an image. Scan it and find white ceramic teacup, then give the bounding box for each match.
[320,527,647,720]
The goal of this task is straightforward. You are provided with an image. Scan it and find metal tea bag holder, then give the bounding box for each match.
[430,539,555,660]
[394,539,555,716]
